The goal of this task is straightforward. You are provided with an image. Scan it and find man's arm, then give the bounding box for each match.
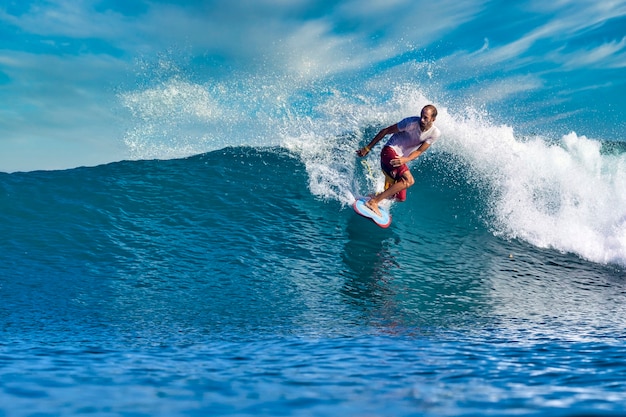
[356,124,399,157]
[390,142,431,167]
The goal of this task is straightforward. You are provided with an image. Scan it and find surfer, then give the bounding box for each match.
[356,104,441,216]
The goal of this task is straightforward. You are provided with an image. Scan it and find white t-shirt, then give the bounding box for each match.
[385,116,441,156]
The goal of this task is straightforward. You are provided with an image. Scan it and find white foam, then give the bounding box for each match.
[286,83,626,266]
[439,110,626,266]
[118,71,626,265]
[281,85,434,206]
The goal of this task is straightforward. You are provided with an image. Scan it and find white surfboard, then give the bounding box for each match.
[352,197,391,228]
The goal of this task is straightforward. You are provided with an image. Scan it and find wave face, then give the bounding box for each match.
[2,148,626,415]
[115,60,626,267]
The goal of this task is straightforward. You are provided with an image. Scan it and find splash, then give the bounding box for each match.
[284,85,626,266]
[119,61,435,205]
[439,110,626,266]
[119,65,303,160]
[118,61,626,266]
[282,84,436,206]
[120,78,221,159]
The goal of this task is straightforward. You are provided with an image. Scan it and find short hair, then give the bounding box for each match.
[423,104,438,118]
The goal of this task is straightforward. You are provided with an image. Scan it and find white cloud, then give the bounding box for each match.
[471,75,544,104]
[557,37,626,69]
[0,0,127,39]
[448,0,626,72]
[0,0,484,80]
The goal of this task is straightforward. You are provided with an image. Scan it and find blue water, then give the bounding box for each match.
[2,145,626,416]
[3,1,626,416]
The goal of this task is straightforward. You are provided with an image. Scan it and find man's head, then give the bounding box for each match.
[420,105,437,131]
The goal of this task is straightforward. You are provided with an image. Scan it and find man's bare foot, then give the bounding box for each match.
[365,199,382,216]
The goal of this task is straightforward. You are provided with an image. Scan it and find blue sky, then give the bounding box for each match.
[1,0,626,172]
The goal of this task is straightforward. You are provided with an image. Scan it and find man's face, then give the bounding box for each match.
[420,108,436,131]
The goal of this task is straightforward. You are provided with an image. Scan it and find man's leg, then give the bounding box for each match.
[384,173,407,202]
[366,171,414,215]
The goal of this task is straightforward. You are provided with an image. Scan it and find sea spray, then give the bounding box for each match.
[282,85,439,205]
[439,110,626,266]
[118,63,626,266]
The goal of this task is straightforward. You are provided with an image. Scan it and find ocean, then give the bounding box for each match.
[2,1,626,416]
[2,140,626,415]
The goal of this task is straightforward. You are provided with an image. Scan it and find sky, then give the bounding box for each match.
[1,0,626,172]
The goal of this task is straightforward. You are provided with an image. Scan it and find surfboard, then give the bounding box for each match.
[352,197,391,228]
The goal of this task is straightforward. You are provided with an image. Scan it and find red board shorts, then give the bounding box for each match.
[380,146,408,202]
